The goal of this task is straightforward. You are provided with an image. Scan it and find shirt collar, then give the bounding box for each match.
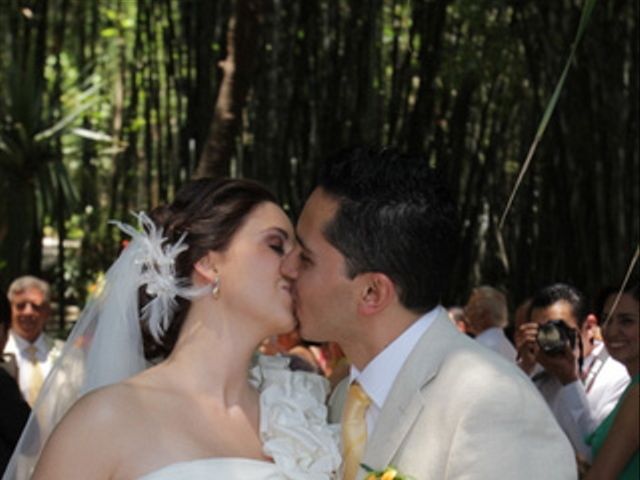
[350,305,442,409]
[475,326,504,342]
[10,330,46,354]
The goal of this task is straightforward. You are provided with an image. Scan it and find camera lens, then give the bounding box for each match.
[537,320,571,354]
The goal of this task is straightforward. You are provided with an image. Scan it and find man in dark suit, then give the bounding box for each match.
[0,294,30,476]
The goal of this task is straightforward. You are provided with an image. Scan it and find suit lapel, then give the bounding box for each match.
[360,310,460,471]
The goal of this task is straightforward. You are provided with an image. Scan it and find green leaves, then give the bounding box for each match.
[0,56,86,280]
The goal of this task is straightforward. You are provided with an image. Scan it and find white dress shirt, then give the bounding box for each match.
[581,341,629,420]
[349,306,440,439]
[532,341,630,460]
[474,326,517,362]
[3,330,63,402]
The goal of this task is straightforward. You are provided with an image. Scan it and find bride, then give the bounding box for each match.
[3,178,340,480]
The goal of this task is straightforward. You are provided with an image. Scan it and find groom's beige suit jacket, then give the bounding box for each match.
[329,310,577,480]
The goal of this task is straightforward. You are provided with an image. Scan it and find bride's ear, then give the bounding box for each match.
[193,252,218,283]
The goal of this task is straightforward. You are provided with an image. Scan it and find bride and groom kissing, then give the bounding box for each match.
[5,146,577,480]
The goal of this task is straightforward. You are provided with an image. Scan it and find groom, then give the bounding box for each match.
[281,146,577,479]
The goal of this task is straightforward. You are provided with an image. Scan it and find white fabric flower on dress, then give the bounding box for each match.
[251,355,342,480]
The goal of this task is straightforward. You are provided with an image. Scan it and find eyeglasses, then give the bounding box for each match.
[13,301,47,313]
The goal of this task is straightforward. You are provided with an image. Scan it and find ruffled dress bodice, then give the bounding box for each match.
[138,356,341,480]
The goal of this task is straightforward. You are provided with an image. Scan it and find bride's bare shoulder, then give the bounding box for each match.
[32,382,151,480]
[42,383,135,442]
[74,381,145,420]
[62,365,176,431]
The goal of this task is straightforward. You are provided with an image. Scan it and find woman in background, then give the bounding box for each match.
[586,283,639,479]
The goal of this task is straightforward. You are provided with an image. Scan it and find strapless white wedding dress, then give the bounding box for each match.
[138,355,341,480]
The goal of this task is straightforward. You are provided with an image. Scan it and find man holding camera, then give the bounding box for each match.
[516,283,630,461]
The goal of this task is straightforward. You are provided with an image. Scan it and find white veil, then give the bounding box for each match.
[2,213,206,480]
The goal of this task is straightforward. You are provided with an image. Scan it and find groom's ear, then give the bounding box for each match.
[193,252,219,283]
[356,272,396,316]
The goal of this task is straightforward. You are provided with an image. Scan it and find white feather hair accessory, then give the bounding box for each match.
[111,211,208,342]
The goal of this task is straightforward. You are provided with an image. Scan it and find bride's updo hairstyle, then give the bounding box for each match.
[140,177,277,360]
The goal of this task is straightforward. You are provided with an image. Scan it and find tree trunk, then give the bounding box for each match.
[195,0,261,179]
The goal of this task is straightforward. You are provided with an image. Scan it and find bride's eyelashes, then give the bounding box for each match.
[266,233,288,256]
[269,243,285,255]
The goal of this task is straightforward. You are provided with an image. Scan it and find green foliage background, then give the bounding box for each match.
[0,0,637,328]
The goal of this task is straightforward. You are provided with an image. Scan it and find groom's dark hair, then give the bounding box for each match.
[317,146,459,313]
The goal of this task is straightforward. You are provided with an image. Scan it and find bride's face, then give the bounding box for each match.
[213,202,296,337]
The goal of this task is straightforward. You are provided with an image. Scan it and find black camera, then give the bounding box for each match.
[537,320,577,354]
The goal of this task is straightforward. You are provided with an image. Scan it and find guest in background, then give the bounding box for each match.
[586,283,639,479]
[578,288,630,431]
[447,306,470,334]
[505,297,531,345]
[514,298,532,330]
[3,276,64,406]
[464,286,517,361]
[260,330,321,373]
[314,342,349,390]
[516,283,629,460]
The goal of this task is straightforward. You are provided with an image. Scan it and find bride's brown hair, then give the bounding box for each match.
[140,177,277,360]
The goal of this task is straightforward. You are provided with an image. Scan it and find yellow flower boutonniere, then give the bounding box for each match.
[362,464,415,480]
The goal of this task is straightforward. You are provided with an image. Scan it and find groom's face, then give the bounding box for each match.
[281,188,358,342]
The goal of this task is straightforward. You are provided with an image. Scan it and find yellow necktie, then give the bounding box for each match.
[26,345,44,406]
[342,382,372,480]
